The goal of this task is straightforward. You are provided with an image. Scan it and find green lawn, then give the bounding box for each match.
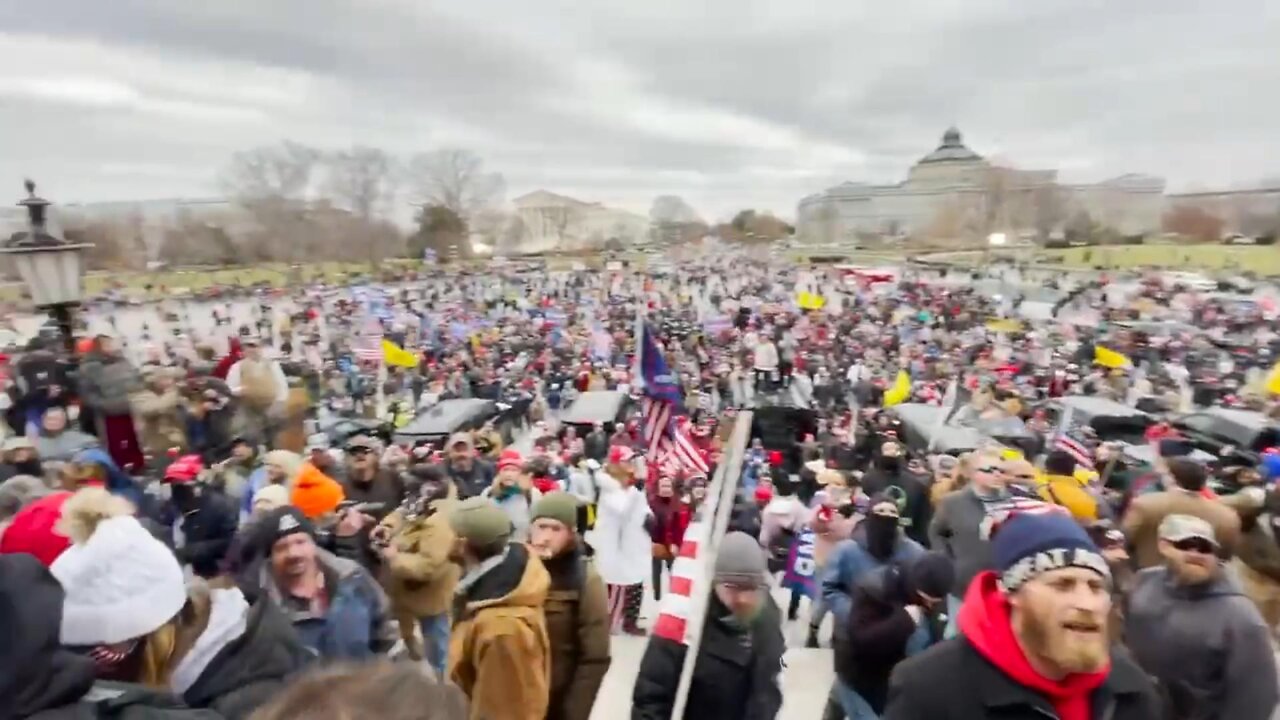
[1040,245,1280,275]
[0,261,419,303]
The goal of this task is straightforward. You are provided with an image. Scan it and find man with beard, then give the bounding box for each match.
[1125,514,1277,720]
[529,492,611,720]
[445,433,495,499]
[374,464,460,676]
[633,531,784,720]
[884,502,1160,720]
[256,505,400,660]
[861,440,931,547]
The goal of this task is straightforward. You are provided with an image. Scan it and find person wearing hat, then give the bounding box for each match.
[445,432,495,500]
[225,335,288,447]
[480,448,540,543]
[529,491,610,720]
[212,436,264,512]
[447,496,551,720]
[1125,514,1278,720]
[132,365,188,471]
[78,331,146,472]
[1122,458,1240,569]
[823,492,925,634]
[633,531,785,720]
[591,444,651,635]
[885,501,1160,720]
[834,551,954,718]
[0,434,42,482]
[373,464,460,676]
[255,505,399,660]
[160,454,237,579]
[49,487,310,717]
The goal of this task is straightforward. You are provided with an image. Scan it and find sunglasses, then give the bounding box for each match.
[1171,537,1216,555]
[347,447,374,456]
[975,466,1001,474]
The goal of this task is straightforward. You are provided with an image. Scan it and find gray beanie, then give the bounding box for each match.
[714,531,768,587]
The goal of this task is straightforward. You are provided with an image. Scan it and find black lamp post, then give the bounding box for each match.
[1,180,92,355]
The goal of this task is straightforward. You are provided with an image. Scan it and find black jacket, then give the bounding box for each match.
[180,599,312,720]
[883,636,1161,720]
[632,594,784,720]
[834,564,942,713]
[170,492,239,579]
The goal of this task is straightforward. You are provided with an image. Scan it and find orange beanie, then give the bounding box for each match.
[290,463,345,519]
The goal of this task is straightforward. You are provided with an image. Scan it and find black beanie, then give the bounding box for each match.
[255,506,316,556]
[905,551,955,601]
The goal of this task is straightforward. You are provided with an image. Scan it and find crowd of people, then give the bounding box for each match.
[1,254,1280,720]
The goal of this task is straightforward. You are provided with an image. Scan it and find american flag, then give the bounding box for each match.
[637,319,709,477]
[353,315,384,362]
[1052,405,1095,470]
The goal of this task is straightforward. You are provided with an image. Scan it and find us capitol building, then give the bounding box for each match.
[796,127,1166,243]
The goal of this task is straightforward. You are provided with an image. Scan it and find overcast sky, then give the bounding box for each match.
[0,1,1277,222]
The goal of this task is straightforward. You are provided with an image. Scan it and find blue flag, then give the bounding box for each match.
[639,323,682,406]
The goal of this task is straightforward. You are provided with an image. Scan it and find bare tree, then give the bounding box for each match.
[221,140,322,201]
[325,146,401,264]
[1031,183,1069,241]
[405,149,505,222]
[220,141,324,262]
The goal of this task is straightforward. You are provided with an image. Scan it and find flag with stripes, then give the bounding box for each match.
[637,320,708,477]
[652,488,722,643]
[1052,405,1095,470]
[353,315,384,362]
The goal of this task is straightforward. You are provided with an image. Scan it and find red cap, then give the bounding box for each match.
[767,450,784,467]
[0,492,73,567]
[608,445,636,466]
[164,454,205,483]
[497,448,524,471]
[754,484,773,504]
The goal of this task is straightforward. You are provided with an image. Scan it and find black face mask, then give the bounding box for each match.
[864,514,899,561]
[878,456,901,472]
[12,458,42,476]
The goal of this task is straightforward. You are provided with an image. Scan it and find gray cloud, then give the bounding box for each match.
[0,0,1277,221]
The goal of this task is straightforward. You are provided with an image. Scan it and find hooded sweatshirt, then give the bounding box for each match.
[958,571,1107,720]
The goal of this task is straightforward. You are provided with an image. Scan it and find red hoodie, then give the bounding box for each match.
[958,571,1108,720]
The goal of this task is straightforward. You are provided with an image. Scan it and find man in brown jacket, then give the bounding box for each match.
[529,492,611,720]
[131,367,188,465]
[448,497,551,720]
[1122,458,1241,569]
[376,464,461,675]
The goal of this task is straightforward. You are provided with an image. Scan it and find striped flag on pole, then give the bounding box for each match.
[636,318,709,477]
[353,315,384,362]
[1053,405,1095,470]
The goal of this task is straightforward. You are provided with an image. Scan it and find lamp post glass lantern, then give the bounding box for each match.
[2,180,92,351]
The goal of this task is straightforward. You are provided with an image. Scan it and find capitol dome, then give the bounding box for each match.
[917,126,983,164]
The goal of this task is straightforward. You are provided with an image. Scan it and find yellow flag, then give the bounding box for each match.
[1094,346,1131,369]
[1266,361,1280,395]
[797,291,826,310]
[882,370,912,406]
[381,339,419,368]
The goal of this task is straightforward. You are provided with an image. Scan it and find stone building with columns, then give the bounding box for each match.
[797,128,1166,243]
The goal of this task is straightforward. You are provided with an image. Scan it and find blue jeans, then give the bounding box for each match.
[833,680,879,720]
[419,613,450,676]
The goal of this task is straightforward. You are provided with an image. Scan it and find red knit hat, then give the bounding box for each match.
[497,448,524,471]
[163,454,205,484]
[0,492,73,567]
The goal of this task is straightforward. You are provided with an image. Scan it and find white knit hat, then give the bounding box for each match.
[50,515,187,645]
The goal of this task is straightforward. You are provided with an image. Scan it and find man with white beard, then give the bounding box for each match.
[884,502,1160,720]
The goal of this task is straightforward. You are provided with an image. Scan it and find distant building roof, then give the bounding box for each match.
[917,127,984,164]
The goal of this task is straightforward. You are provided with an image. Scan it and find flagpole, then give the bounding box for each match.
[670,409,752,720]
